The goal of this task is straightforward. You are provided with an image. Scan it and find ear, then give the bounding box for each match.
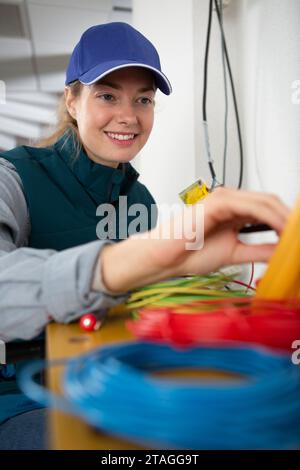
[64,86,77,120]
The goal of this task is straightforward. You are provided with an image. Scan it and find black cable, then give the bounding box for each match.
[218,0,229,185]
[202,0,213,122]
[202,0,218,184]
[239,223,272,234]
[214,0,244,189]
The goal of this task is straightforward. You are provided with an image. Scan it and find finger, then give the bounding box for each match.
[204,188,290,235]
[231,242,277,265]
[232,190,290,227]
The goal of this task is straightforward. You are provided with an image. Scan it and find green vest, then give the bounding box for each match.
[2,132,157,251]
[0,132,157,424]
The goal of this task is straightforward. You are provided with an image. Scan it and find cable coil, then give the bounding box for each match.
[19,341,300,449]
[127,298,300,351]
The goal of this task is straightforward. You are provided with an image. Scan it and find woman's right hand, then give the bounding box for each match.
[96,188,290,294]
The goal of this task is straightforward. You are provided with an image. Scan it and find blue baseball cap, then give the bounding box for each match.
[65,22,172,95]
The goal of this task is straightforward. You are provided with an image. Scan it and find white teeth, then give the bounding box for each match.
[106,132,135,141]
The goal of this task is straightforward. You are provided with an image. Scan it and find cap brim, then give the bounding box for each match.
[78,60,172,95]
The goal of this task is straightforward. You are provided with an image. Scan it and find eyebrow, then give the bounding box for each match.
[94,80,155,93]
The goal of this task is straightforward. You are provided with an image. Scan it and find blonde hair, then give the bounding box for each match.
[37,81,82,149]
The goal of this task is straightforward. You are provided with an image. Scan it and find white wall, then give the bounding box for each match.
[133,0,245,206]
[133,0,300,281]
[133,0,196,207]
[194,0,244,189]
[134,0,300,208]
[236,0,300,278]
[240,0,300,207]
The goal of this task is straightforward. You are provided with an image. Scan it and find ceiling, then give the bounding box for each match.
[0,0,132,150]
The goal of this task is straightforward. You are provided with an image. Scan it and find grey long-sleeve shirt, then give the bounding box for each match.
[0,158,127,342]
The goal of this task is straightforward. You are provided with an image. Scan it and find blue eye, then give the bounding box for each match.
[99,94,115,102]
[138,97,152,105]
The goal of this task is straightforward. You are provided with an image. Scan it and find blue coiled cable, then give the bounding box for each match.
[19,342,300,449]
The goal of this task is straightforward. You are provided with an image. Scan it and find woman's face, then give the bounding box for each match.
[65,67,156,167]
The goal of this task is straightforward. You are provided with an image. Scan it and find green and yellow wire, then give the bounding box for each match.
[108,272,252,317]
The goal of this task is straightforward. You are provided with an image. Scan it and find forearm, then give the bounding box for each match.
[95,236,183,294]
[0,241,128,342]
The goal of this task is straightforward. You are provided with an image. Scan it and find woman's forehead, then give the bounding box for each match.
[93,67,156,91]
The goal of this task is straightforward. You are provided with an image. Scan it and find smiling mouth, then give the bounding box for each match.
[104,131,138,141]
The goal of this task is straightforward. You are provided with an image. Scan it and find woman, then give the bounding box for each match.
[0,22,289,449]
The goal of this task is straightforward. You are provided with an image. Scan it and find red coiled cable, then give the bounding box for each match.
[127,298,300,351]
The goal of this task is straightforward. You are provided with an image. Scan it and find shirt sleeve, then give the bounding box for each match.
[0,158,128,342]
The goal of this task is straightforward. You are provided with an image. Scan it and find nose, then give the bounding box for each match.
[116,101,138,126]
